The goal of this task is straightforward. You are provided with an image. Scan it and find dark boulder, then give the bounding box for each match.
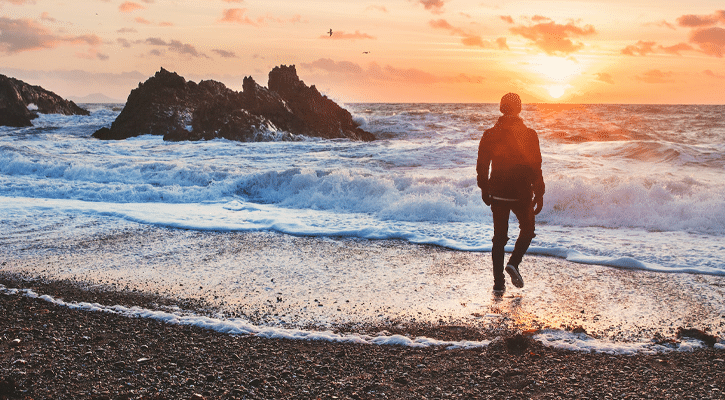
[0,74,89,127]
[93,66,374,142]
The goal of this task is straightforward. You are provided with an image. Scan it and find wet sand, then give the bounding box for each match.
[1,219,723,346]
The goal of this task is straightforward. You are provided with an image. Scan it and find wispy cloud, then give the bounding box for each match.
[301,58,485,85]
[660,42,694,55]
[671,10,725,57]
[500,15,514,24]
[704,69,725,79]
[0,17,100,54]
[40,12,56,23]
[635,69,674,84]
[142,37,209,58]
[366,5,388,13]
[119,1,144,12]
[429,19,508,49]
[416,0,446,15]
[219,8,257,25]
[594,72,614,84]
[689,27,725,57]
[621,40,656,56]
[212,49,236,58]
[676,10,725,27]
[322,31,376,40]
[510,17,596,55]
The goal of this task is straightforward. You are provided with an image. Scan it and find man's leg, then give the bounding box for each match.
[507,200,536,268]
[490,201,511,290]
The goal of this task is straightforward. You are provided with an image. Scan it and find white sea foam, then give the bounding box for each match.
[3,284,718,354]
[1,104,724,277]
[2,285,487,349]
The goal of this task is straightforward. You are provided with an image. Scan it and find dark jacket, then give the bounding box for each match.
[477,115,545,201]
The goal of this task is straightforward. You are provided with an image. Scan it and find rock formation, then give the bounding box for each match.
[93,66,374,142]
[0,74,90,127]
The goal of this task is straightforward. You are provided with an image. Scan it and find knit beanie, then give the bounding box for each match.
[500,93,522,115]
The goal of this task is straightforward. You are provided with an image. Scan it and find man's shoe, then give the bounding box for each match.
[493,282,505,296]
[505,264,524,288]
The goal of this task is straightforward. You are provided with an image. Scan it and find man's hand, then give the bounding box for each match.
[481,192,491,206]
[532,195,543,215]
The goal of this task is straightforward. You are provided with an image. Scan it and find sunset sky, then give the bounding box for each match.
[1,0,724,103]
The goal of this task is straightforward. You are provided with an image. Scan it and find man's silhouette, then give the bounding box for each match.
[477,93,545,295]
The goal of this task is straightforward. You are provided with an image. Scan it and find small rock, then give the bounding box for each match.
[249,377,264,387]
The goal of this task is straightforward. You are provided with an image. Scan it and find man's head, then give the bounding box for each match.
[500,93,522,115]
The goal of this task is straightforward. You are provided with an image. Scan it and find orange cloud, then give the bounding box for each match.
[636,69,674,84]
[689,27,725,57]
[301,58,484,85]
[500,15,514,24]
[417,0,445,15]
[40,12,56,22]
[595,72,614,84]
[660,42,694,55]
[704,69,725,79]
[510,19,596,55]
[622,40,694,56]
[0,17,100,53]
[429,19,508,49]
[219,8,257,25]
[366,5,388,13]
[621,40,656,56]
[119,2,144,12]
[135,17,152,25]
[142,37,209,58]
[676,10,725,27]
[212,49,236,58]
[322,31,376,40]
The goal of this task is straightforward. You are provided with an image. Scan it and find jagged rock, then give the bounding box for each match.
[93,66,374,142]
[0,74,89,127]
[268,65,374,141]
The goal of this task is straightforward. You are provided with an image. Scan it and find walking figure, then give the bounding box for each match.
[477,93,545,295]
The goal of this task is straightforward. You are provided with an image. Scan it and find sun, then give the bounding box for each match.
[529,54,583,82]
[547,84,567,99]
[527,55,583,99]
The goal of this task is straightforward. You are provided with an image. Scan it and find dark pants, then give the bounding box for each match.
[491,199,536,284]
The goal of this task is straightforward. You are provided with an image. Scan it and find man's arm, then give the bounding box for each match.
[529,129,545,214]
[476,133,492,206]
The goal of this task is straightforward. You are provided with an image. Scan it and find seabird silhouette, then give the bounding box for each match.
[328,29,333,36]
[363,51,370,54]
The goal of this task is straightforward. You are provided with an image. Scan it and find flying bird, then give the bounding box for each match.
[363,51,370,54]
[328,29,333,36]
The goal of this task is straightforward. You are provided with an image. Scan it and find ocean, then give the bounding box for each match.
[1,102,724,353]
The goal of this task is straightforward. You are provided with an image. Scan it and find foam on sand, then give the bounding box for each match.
[3,284,720,354]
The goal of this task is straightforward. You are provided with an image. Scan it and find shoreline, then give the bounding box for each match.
[1,273,724,399]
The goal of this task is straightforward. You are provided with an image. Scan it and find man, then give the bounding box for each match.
[477,93,545,295]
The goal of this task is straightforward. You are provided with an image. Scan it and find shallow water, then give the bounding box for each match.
[1,102,724,353]
[1,214,723,353]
